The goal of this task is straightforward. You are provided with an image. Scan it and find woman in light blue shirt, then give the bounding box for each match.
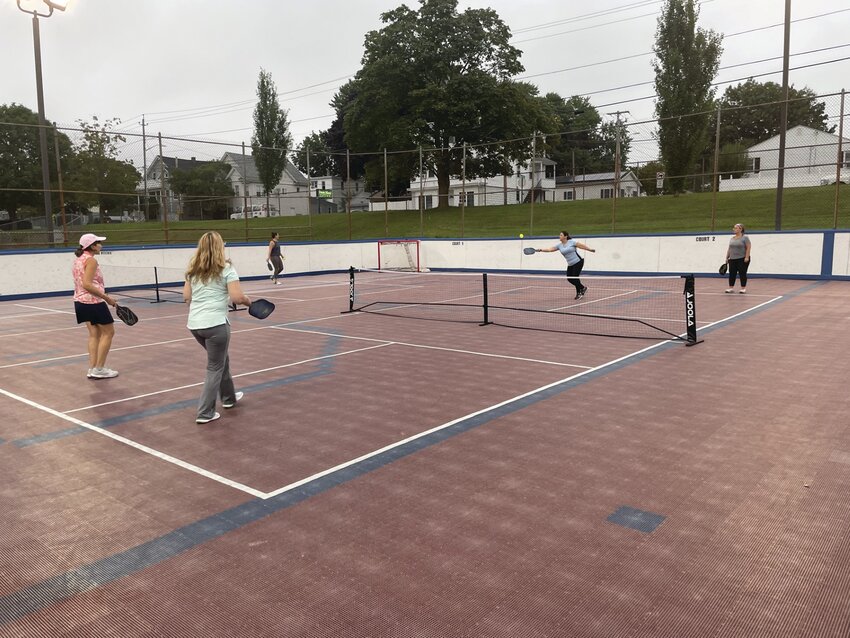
[534,230,597,299]
[183,231,251,424]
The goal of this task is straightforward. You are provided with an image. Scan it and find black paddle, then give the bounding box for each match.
[523,247,536,255]
[248,298,275,320]
[115,304,139,326]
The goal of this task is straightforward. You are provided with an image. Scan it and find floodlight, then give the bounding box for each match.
[44,0,68,11]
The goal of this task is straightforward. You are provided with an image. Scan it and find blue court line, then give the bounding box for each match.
[2,350,63,360]
[0,284,818,626]
[12,333,342,448]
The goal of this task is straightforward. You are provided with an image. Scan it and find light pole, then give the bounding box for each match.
[17,0,68,239]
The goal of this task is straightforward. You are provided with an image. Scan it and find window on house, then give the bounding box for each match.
[425,195,433,209]
[545,165,554,179]
[465,191,474,207]
[234,185,240,196]
[601,188,613,199]
[843,150,850,168]
[564,191,574,201]
[311,180,317,189]
[256,189,262,197]
[749,157,761,174]
[321,181,326,190]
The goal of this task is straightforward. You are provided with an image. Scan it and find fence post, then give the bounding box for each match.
[835,89,846,229]
[159,133,169,244]
[711,107,721,232]
[52,122,67,246]
[241,142,248,242]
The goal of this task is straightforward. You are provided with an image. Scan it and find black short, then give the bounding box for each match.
[74,301,114,325]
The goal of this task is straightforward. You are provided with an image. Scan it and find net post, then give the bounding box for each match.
[342,266,358,314]
[683,274,703,346]
[480,272,490,326]
[153,267,162,304]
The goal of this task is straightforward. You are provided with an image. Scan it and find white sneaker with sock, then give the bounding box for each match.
[91,367,119,379]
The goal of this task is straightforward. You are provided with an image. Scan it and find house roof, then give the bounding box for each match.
[747,125,850,152]
[555,170,638,186]
[221,152,308,186]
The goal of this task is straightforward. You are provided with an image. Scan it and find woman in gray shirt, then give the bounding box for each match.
[725,223,752,293]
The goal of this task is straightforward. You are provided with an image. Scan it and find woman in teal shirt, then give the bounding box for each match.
[183,231,252,424]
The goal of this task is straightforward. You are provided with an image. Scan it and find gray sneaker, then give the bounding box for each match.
[91,367,119,379]
[196,412,221,424]
[222,391,244,409]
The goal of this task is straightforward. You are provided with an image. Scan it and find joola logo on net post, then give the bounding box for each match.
[686,291,695,327]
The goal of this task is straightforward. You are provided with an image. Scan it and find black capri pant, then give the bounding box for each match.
[566,258,585,293]
[728,257,750,287]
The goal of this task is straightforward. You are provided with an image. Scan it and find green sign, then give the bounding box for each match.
[318,189,333,199]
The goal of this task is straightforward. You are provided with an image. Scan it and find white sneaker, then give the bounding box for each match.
[196,412,221,424]
[87,368,95,378]
[739,289,747,294]
[725,289,734,293]
[91,367,119,379]
[222,391,243,409]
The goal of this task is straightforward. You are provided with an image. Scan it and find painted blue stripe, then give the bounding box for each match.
[0,285,819,625]
[821,230,835,277]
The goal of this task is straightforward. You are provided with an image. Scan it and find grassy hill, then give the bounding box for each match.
[10,184,850,248]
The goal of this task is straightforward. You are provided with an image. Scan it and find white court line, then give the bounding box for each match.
[0,312,63,321]
[0,386,267,499]
[63,342,393,413]
[275,325,591,369]
[14,303,75,315]
[264,295,784,500]
[0,311,190,340]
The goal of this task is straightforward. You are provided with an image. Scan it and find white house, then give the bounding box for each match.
[720,125,850,192]
[554,170,642,201]
[371,156,558,211]
[221,152,309,216]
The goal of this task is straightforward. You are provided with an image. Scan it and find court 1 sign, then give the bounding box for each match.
[656,172,664,191]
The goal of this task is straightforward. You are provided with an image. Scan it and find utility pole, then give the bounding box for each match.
[607,110,630,234]
[775,0,791,230]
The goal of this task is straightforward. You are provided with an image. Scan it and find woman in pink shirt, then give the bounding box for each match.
[72,233,119,379]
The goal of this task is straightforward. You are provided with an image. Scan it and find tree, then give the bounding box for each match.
[717,79,833,148]
[65,116,139,219]
[0,103,73,221]
[326,81,368,182]
[636,160,666,195]
[169,161,234,220]
[342,0,555,208]
[291,132,335,177]
[251,69,292,213]
[653,0,722,193]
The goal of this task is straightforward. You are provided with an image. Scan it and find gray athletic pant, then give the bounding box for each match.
[190,323,237,420]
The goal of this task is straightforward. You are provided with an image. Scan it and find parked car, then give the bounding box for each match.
[231,204,279,220]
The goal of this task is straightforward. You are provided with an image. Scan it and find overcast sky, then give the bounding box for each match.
[2,0,848,166]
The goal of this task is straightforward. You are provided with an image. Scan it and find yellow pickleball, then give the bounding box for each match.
[519,233,524,238]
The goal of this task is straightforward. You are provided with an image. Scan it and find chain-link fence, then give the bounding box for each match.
[1,90,847,249]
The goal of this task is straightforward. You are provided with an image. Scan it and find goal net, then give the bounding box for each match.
[377,240,427,271]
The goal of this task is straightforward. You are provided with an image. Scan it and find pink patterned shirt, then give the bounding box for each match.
[72,252,105,304]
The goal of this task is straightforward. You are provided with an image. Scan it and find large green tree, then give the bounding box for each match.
[251,69,292,212]
[65,116,139,219]
[717,79,833,148]
[342,0,554,207]
[0,103,73,221]
[291,132,336,177]
[653,0,722,193]
[169,161,234,220]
